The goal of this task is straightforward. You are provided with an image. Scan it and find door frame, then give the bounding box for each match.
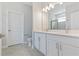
[6,9,24,47]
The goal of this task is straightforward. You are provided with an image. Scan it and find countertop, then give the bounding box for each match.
[33,30,79,38]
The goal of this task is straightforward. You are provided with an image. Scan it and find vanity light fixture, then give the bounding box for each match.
[42,3,56,12]
[46,6,50,10]
[49,4,54,9]
[42,8,45,11]
[42,8,47,12]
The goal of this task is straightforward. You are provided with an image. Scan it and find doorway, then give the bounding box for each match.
[7,10,24,46]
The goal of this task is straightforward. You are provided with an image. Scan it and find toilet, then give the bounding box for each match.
[27,37,32,47]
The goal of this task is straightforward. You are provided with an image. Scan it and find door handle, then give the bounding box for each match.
[56,42,59,56]
[56,43,58,49]
[38,37,40,49]
[60,43,63,56]
[60,44,62,51]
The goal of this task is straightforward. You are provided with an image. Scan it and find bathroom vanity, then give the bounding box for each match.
[32,2,79,56]
[32,30,79,56]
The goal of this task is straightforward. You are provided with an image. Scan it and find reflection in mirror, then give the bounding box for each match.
[48,3,67,30]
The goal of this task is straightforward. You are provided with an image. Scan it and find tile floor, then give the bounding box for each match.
[2,44,44,56]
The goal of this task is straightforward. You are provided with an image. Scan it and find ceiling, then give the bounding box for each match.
[23,2,55,7]
[22,2,79,7]
[23,2,32,6]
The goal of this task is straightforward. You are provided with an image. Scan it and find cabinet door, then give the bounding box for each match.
[40,33,46,55]
[47,39,59,56]
[62,44,79,56]
[34,33,40,50]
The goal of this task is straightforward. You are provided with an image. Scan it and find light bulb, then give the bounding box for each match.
[49,4,54,9]
[42,8,47,12]
[42,8,45,11]
[46,6,50,10]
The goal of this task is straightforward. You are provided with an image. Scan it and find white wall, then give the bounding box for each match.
[24,5,32,43]
[32,3,48,31]
[33,3,42,31]
[71,11,79,29]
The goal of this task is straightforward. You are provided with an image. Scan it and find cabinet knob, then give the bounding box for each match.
[60,43,63,56]
[56,43,60,56]
[56,43,58,49]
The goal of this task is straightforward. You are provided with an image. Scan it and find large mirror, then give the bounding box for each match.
[47,2,79,31]
[42,2,79,33]
[48,3,67,30]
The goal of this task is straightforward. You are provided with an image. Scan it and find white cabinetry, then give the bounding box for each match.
[46,34,79,56]
[34,32,46,55]
[47,39,59,56]
[62,43,79,56]
[39,33,46,55]
[60,37,79,56]
[34,32,40,50]
[33,32,79,56]
[47,34,61,56]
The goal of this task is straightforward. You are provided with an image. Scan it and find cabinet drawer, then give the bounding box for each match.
[47,34,79,47]
[47,34,61,42]
[60,36,79,47]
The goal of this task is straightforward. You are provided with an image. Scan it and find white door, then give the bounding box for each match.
[47,39,59,56]
[8,11,24,46]
[0,39,1,56]
[40,33,46,55]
